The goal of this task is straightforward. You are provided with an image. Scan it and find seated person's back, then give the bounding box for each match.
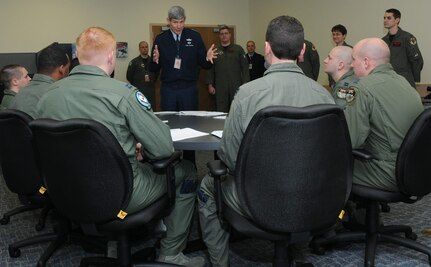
[338,37,423,191]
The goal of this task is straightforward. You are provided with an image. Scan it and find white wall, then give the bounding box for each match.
[0,0,250,82]
[249,0,431,84]
[2,0,429,84]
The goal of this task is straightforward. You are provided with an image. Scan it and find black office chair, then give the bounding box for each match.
[311,108,431,266]
[207,104,353,266]
[0,109,55,258]
[30,118,181,267]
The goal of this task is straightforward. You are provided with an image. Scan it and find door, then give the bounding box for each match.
[150,24,236,111]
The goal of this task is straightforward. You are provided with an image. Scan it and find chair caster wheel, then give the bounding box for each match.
[35,222,44,231]
[9,247,21,258]
[311,244,325,255]
[380,203,390,212]
[406,232,418,240]
[1,217,10,225]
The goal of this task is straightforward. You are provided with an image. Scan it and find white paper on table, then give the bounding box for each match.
[179,111,226,117]
[211,130,223,138]
[213,115,226,120]
[154,111,179,115]
[170,128,209,141]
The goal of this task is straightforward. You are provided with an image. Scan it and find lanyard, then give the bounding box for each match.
[175,34,180,57]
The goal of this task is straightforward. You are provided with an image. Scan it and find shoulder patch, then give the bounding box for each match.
[337,86,358,104]
[410,37,417,46]
[135,91,152,110]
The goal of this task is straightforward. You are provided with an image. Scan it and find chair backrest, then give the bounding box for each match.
[30,118,133,224]
[396,108,431,197]
[0,109,42,194]
[235,104,353,233]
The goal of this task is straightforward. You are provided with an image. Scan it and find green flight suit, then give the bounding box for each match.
[382,27,424,88]
[126,55,158,108]
[339,64,423,191]
[297,40,320,81]
[0,89,16,109]
[36,65,198,256]
[198,62,335,267]
[9,74,55,118]
[332,70,358,106]
[206,43,250,112]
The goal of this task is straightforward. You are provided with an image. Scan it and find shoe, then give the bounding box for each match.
[157,252,205,267]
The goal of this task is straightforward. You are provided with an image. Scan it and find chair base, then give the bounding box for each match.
[311,224,431,266]
[1,203,42,225]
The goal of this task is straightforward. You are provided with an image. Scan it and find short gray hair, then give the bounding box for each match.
[168,6,185,20]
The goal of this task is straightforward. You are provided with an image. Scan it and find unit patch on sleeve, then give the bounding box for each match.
[336,86,357,104]
[135,91,152,110]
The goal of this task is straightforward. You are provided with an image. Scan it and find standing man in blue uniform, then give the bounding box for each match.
[150,6,217,111]
[245,40,266,81]
[382,8,423,88]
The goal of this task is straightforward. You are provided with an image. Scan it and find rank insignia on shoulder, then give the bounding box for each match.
[125,83,136,90]
[336,87,357,104]
[136,91,152,110]
[410,37,417,46]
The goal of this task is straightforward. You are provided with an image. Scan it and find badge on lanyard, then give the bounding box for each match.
[174,57,182,69]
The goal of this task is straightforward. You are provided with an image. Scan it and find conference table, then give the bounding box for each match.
[155,111,226,151]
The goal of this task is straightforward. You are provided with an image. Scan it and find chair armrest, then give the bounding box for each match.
[151,151,182,170]
[352,149,374,160]
[207,160,228,177]
[206,160,230,230]
[150,151,182,208]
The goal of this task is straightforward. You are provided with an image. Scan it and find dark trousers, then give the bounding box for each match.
[161,82,198,111]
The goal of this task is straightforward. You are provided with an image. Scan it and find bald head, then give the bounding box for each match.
[351,38,390,77]
[76,27,117,75]
[333,46,353,65]
[323,46,353,81]
[355,38,390,64]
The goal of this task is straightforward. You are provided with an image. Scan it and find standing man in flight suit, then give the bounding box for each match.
[207,25,249,112]
[127,40,158,108]
[382,8,423,88]
[297,39,320,81]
